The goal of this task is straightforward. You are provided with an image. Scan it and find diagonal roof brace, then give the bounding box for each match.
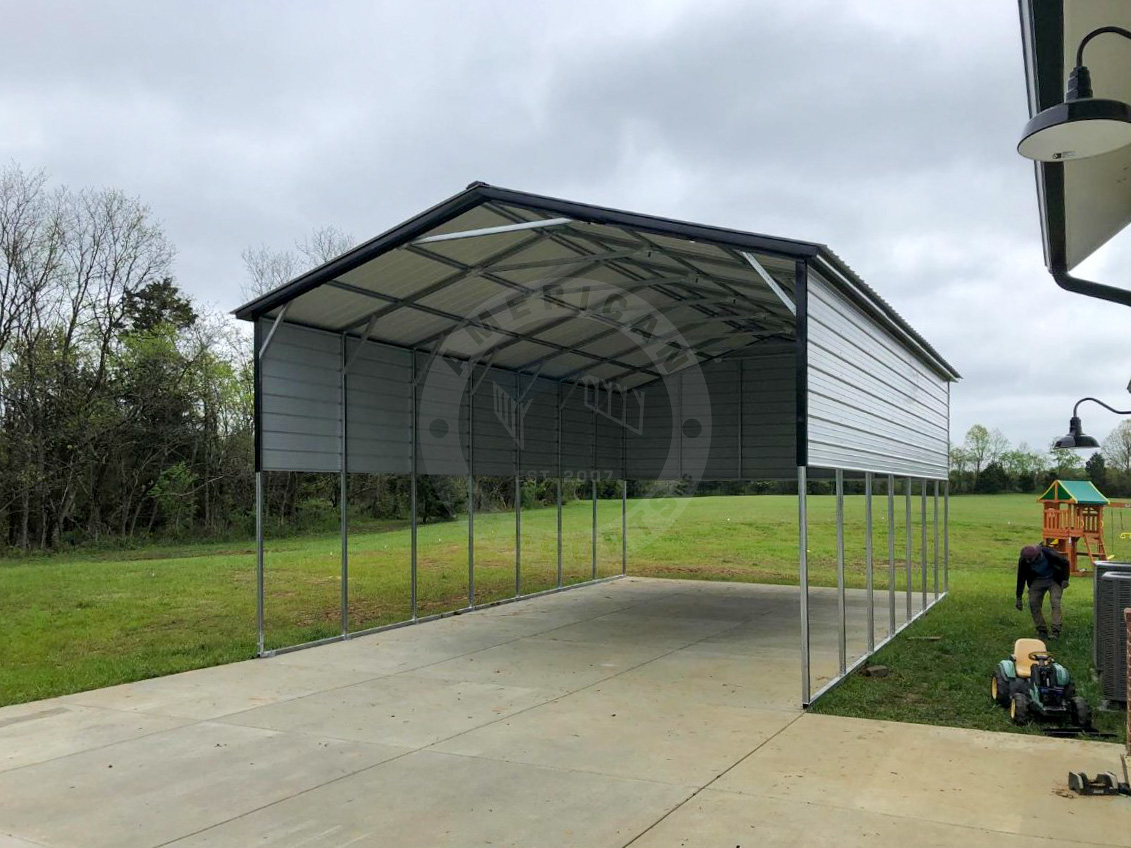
[413,217,572,245]
[740,251,795,316]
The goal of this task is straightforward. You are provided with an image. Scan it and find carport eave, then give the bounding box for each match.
[232,182,824,324]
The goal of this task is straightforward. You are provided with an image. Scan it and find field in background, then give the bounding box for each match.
[1,493,1126,740]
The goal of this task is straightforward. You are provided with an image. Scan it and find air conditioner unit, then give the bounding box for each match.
[1094,561,1131,703]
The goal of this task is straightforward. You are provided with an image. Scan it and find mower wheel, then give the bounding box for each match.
[1070,696,1091,728]
[1010,692,1030,725]
[991,670,1011,706]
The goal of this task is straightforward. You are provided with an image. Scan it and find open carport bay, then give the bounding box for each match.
[1,576,1126,848]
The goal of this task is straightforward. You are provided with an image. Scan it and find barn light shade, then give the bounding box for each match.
[1019,27,1131,162]
[1053,397,1131,450]
[1054,416,1100,450]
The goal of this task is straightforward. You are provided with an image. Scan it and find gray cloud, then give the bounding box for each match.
[1,0,1126,453]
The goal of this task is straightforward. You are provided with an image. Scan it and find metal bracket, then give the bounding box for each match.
[257,303,291,359]
[741,251,796,315]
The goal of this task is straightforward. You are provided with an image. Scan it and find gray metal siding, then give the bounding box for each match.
[416,351,469,477]
[345,340,412,475]
[518,376,558,478]
[806,269,949,478]
[560,382,596,476]
[471,368,517,476]
[259,321,342,472]
[740,347,797,480]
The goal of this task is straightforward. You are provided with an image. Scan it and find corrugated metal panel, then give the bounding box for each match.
[627,376,676,479]
[623,346,797,481]
[259,321,342,472]
[337,249,454,301]
[345,340,412,475]
[740,346,797,480]
[471,367,517,476]
[560,382,595,475]
[806,269,949,478]
[415,351,470,477]
[518,376,558,477]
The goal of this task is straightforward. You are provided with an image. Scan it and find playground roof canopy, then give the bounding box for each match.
[1038,479,1108,505]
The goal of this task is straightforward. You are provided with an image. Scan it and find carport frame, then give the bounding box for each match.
[239,183,958,707]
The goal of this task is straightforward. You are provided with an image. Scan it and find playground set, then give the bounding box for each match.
[1038,479,1131,576]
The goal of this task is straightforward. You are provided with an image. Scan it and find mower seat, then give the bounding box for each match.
[1012,638,1047,678]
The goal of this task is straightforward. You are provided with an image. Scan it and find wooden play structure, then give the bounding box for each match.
[1038,479,1109,576]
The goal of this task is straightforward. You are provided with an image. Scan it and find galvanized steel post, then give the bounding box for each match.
[887,474,896,635]
[410,354,418,619]
[943,481,950,594]
[920,478,928,611]
[905,477,913,621]
[621,479,627,575]
[933,480,940,599]
[468,376,475,608]
[340,335,348,636]
[798,466,810,706]
[835,468,846,675]
[591,478,598,580]
[255,470,264,655]
[865,471,874,652]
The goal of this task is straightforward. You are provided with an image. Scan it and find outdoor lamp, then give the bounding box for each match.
[1053,397,1131,450]
[1019,26,1131,161]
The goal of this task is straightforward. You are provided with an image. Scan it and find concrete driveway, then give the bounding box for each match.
[0,577,1125,847]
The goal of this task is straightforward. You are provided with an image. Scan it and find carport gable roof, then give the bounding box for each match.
[234,182,959,384]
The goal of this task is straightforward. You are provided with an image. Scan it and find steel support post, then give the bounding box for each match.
[905,477,913,621]
[933,480,940,599]
[410,356,418,619]
[256,470,264,655]
[943,481,950,594]
[865,471,875,652]
[621,479,627,575]
[798,466,810,706]
[835,469,847,675]
[468,380,475,608]
[920,479,928,611]
[556,384,563,588]
[591,478,598,580]
[887,474,896,636]
[340,337,348,636]
[515,473,522,597]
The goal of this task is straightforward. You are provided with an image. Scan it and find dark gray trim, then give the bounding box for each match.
[795,259,809,469]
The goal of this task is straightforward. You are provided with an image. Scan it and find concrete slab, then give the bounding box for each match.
[61,658,377,720]
[0,721,405,848]
[433,683,798,785]
[630,788,1109,848]
[223,672,560,748]
[714,713,1130,847]
[163,750,694,848]
[0,700,189,773]
[410,632,672,690]
[0,578,1125,848]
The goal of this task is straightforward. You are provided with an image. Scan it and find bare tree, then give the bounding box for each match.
[1102,420,1131,473]
[240,225,353,301]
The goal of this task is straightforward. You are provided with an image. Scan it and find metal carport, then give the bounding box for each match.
[234,182,960,706]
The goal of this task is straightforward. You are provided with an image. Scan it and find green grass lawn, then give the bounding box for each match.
[0,493,1126,741]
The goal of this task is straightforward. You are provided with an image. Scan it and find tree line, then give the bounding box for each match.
[949,422,1131,496]
[4,165,1129,552]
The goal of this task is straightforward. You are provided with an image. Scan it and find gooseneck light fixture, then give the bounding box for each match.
[1019,26,1131,161]
[1053,396,1131,450]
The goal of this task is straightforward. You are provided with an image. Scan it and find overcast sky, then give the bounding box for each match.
[2,0,1128,453]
